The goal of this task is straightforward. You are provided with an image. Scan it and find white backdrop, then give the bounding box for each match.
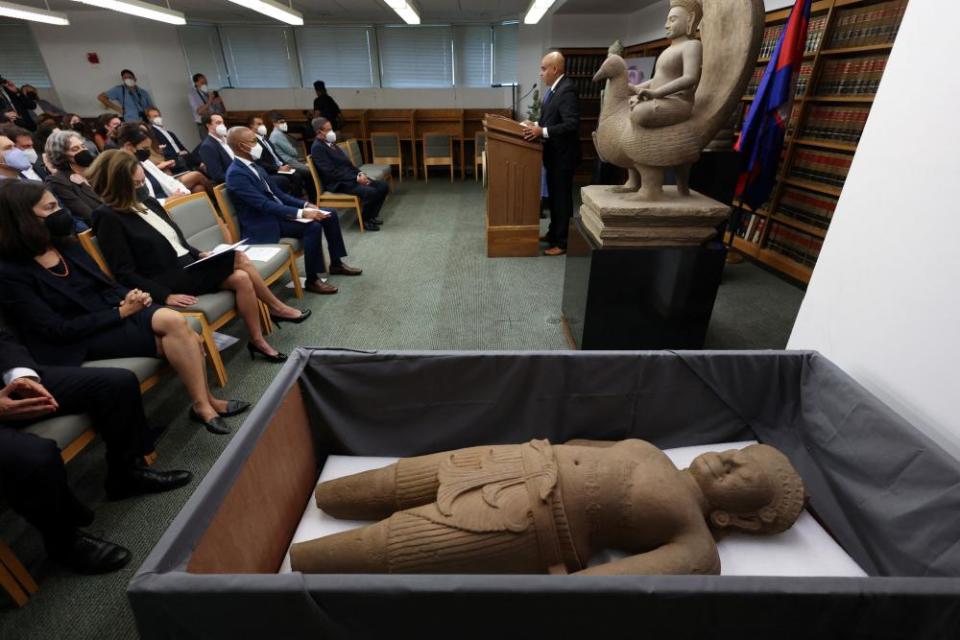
[788,0,960,461]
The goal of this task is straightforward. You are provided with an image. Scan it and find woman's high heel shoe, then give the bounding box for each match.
[270,308,312,326]
[247,342,288,363]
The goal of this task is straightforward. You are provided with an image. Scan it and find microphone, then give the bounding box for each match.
[519,83,539,101]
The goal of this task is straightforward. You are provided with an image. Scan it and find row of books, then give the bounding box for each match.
[777,186,838,230]
[766,222,824,268]
[745,61,812,97]
[817,55,888,95]
[736,211,769,244]
[788,148,853,187]
[757,13,827,60]
[800,104,870,143]
[571,76,602,99]
[826,0,907,49]
[567,55,605,76]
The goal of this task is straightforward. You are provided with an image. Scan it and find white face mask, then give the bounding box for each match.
[325,130,337,144]
[151,116,163,127]
[214,123,228,138]
[199,84,209,93]
[249,142,263,160]
[22,148,38,165]
[256,125,267,137]
[123,78,136,88]
[278,122,288,133]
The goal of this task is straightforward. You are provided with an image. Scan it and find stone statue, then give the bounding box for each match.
[608,39,625,57]
[592,0,764,200]
[289,439,806,575]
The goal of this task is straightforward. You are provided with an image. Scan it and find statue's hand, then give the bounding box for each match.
[628,95,640,109]
[636,89,655,101]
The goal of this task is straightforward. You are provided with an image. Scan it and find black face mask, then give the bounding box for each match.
[135,148,151,162]
[44,209,75,237]
[25,91,38,100]
[136,185,151,202]
[72,150,94,168]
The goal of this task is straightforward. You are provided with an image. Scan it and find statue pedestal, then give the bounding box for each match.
[561,217,726,350]
[579,185,730,248]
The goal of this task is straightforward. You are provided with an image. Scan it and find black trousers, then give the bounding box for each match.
[278,214,347,282]
[545,162,576,249]
[0,366,145,546]
[338,179,389,221]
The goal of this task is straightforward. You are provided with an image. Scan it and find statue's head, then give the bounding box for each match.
[592,55,627,83]
[689,444,805,535]
[666,0,703,38]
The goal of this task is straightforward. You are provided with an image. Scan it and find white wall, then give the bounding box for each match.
[30,10,199,145]
[220,87,513,112]
[788,2,960,460]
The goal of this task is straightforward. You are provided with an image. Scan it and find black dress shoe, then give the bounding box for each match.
[188,407,231,435]
[270,308,312,325]
[218,399,252,417]
[328,263,362,276]
[105,466,193,501]
[49,530,131,575]
[247,342,287,363]
[363,222,381,231]
[367,217,383,225]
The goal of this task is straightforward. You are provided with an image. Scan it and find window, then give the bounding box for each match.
[458,26,492,88]
[493,22,519,86]
[297,26,375,88]
[178,26,229,90]
[0,25,52,88]
[220,26,300,88]
[378,26,454,88]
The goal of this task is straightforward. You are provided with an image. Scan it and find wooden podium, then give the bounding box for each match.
[483,114,543,257]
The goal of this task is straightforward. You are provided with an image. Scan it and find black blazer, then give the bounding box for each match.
[310,139,357,192]
[539,76,581,173]
[0,243,128,366]
[0,330,38,374]
[151,124,186,161]
[197,135,233,183]
[256,134,285,171]
[93,199,201,304]
[45,170,104,226]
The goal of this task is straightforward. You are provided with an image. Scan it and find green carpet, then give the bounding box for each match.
[0,181,803,638]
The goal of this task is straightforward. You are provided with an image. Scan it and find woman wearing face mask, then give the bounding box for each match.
[63,114,100,157]
[43,130,104,226]
[94,113,123,152]
[0,181,247,434]
[89,151,309,365]
[115,123,191,203]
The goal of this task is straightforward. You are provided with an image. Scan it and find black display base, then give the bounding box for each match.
[561,218,726,350]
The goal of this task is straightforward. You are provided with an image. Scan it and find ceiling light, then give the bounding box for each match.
[524,0,558,25]
[0,1,70,25]
[384,0,420,25]
[226,0,303,26]
[68,0,186,25]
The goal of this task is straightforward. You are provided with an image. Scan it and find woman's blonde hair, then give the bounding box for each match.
[87,149,141,212]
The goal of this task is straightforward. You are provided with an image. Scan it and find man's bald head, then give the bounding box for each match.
[540,51,566,87]
[227,126,258,158]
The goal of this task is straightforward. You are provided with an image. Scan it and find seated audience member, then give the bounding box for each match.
[33,120,60,176]
[0,76,37,130]
[97,69,155,123]
[21,84,65,119]
[90,151,308,363]
[146,106,192,173]
[64,113,100,157]
[312,81,343,131]
[310,117,387,230]
[94,113,123,151]
[44,129,103,226]
[247,114,308,199]
[0,182,248,435]
[188,73,225,140]
[1,124,45,180]
[0,134,38,184]
[197,114,233,184]
[0,329,193,574]
[116,122,198,201]
[225,126,361,295]
[267,112,307,168]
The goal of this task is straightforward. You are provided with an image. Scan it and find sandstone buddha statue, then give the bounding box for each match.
[289,439,806,575]
[630,0,704,128]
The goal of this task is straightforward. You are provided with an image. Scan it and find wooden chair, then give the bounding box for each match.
[422,133,454,183]
[474,132,486,183]
[304,156,366,232]
[370,132,404,182]
[341,139,393,190]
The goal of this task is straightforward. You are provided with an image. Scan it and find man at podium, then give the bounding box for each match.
[522,52,581,256]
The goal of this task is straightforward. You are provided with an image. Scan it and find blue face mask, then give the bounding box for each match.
[2,148,33,172]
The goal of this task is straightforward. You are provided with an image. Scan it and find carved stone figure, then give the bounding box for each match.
[592,0,764,200]
[289,439,806,575]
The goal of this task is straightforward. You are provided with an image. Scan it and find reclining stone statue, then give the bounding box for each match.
[289,439,806,575]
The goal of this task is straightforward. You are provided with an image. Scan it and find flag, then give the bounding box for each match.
[734,0,812,210]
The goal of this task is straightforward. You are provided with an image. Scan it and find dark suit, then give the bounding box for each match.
[225,158,347,281]
[257,134,312,200]
[0,330,148,548]
[45,171,104,226]
[93,199,203,303]
[197,135,234,184]
[0,86,37,131]
[310,138,388,222]
[540,76,581,248]
[151,124,193,172]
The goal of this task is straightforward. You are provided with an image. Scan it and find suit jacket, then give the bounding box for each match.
[151,124,187,161]
[225,158,307,245]
[93,199,201,303]
[0,330,38,375]
[255,134,285,173]
[0,243,129,366]
[197,135,233,183]
[45,171,104,226]
[310,139,358,193]
[539,76,581,174]
[0,86,37,131]
[269,129,303,165]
